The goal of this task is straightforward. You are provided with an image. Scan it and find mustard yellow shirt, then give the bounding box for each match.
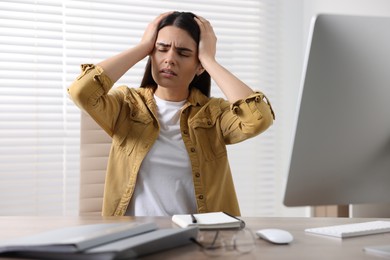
[68,64,275,216]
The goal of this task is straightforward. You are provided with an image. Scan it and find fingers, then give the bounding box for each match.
[194,15,216,40]
[194,15,212,30]
[195,15,217,41]
[153,11,174,25]
[147,11,174,34]
[194,15,217,63]
[141,12,174,53]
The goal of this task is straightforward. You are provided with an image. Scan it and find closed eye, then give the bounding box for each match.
[178,51,191,57]
[156,42,170,51]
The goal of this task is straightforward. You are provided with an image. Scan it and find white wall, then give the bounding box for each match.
[277,0,309,217]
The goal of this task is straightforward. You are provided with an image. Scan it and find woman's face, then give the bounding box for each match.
[151,25,202,100]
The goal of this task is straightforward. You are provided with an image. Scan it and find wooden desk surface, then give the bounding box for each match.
[0,216,389,259]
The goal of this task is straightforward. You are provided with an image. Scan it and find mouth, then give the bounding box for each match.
[160,68,177,77]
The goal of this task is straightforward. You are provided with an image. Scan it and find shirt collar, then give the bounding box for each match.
[186,87,209,107]
[141,86,209,107]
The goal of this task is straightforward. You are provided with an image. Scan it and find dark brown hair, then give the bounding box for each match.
[140,11,211,97]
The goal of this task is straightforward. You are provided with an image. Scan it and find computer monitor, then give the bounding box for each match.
[283,14,390,207]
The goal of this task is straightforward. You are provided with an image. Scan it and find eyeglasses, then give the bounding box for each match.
[191,228,256,256]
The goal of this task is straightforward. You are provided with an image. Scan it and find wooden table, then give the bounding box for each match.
[0,216,389,259]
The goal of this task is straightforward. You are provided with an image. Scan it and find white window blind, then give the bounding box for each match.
[0,0,79,215]
[0,0,280,216]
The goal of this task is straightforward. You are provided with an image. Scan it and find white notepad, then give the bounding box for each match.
[172,212,245,230]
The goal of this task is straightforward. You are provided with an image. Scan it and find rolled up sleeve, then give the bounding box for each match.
[67,64,121,137]
[67,64,114,109]
[222,91,275,143]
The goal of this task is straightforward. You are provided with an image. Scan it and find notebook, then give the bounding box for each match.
[172,212,245,230]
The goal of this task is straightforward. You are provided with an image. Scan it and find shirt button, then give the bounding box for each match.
[183,129,188,135]
[190,147,196,152]
[198,195,204,200]
[195,172,200,178]
[207,120,212,125]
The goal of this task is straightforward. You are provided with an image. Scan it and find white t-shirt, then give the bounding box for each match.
[126,95,197,216]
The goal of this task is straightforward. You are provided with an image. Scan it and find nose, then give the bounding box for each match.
[164,50,176,66]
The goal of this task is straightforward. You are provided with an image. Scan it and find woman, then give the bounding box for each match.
[68,11,275,217]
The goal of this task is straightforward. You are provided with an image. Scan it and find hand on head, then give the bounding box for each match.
[194,15,217,65]
[142,12,217,64]
[140,12,174,55]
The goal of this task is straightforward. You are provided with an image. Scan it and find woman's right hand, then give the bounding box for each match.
[140,12,173,54]
[97,12,173,83]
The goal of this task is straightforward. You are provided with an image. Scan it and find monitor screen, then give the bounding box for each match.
[284,14,390,207]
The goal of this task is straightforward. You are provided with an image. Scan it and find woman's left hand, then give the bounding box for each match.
[194,15,255,103]
[194,15,217,64]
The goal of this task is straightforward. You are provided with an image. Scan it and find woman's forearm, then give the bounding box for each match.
[97,43,150,83]
[202,58,254,103]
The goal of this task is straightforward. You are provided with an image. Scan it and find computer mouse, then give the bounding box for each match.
[255,228,293,244]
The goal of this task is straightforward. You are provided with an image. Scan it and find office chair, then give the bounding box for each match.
[79,112,110,215]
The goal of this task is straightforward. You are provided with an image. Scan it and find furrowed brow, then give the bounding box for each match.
[176,46,193,53]
[156,42,193,52]
[156,42,171,47]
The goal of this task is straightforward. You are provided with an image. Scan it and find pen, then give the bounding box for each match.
[191,214,197,223]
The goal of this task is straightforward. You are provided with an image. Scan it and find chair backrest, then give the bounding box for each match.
[79,112,111,215]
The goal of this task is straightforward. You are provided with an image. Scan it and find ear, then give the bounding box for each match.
[196,64,205,76]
